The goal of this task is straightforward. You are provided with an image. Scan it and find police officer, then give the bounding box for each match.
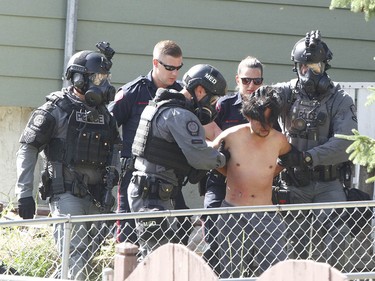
[110,40,187,244]
[15,42,119,280]
[129,64,230,257]
[202,56,266,274]
[275,30,358,269]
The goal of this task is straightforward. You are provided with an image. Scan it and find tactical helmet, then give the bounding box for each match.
[291,30,333,69]
[65,51,112,87]
[291,31,333,96]
[183,64,227,97]
[65,42,116,106]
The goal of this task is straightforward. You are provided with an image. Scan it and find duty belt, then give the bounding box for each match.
[310,165,338,182]
[133,175,176,201]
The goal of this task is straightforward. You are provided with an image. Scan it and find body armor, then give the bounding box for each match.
[286,93,330,152]
[43,91,117,195]
[132,96,192,177]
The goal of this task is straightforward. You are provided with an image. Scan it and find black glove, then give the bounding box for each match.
[278,145,306,168]
[218,140,230,163]
[18,197,36,219]
[188,168,208,184]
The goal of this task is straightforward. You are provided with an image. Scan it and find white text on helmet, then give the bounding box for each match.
[204,73,217,84]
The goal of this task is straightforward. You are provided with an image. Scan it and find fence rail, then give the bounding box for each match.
[1,201,374,280]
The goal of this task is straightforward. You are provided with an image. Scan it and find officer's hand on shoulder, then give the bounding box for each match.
[18,197,36,219]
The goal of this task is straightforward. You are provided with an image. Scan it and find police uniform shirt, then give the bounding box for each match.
[215,92,248,130]
[134,105,226,186]
[110,71,183,158]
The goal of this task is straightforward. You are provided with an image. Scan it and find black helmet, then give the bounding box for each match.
[291,30,333,68]
[65,42,116,106]
[183,64,227,97]
[65,51,112,87]
[291,31,333,96]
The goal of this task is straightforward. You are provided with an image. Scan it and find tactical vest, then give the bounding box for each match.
[286,88,331,152]
[132,98,192,177]
[43,91,117,194]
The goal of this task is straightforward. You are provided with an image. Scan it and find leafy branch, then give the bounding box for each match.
[330,0,375,21]
[336,129,375,183]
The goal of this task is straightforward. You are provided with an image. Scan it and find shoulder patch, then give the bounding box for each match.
[186,121,199,136]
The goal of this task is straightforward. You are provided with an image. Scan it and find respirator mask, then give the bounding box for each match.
[297,62,331,97]
[194,93,220,125]
[85,73,116,107]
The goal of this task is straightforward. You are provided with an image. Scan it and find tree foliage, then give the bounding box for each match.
[335,90,375,183]
[336,129,375,183]
[330,0,375,20]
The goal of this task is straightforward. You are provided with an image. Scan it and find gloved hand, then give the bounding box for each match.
[18,197,36,219]
[218,140,230,163]
[278,145,307,168]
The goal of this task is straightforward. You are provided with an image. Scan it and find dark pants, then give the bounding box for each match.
[116,169,137,243]
[174,189,192,246]
[202,171,226,275]
[117,169,190,245]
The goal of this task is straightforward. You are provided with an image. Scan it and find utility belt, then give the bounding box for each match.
[282,164,338,187]
[310,165,338,182]
[64,181,101,199]
[133,175,177,201]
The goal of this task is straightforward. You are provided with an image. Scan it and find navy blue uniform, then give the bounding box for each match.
[110,71,184,243]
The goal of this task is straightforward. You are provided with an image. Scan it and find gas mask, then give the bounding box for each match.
[193,93,220,125]
[85,73,116,107]
[297,62,332,97]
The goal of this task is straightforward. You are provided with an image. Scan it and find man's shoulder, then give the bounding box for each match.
[218,92,238,104]
[223,123,248,136]
[120,75,151,92]
[114,75,152,103]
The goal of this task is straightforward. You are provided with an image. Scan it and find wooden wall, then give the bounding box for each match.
[1,0,375,107]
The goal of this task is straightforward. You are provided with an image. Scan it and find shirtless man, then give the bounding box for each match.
[211,85,291,278]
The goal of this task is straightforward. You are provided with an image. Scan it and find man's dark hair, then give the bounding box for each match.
[241,85,281,128]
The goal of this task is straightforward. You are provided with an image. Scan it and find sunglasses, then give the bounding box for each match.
[240,77,263,86]
[157,59,183,71]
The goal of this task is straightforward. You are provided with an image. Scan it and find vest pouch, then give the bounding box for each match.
[158,180,174,201]
[50,162,65,195]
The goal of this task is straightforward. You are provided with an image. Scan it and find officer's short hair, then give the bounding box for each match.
[153,40,182,59]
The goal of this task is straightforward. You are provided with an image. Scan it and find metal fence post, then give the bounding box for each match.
[61,217,72,279]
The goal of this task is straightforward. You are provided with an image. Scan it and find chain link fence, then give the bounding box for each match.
[0,201,374,280]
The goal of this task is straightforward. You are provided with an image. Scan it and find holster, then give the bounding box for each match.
[38,170,52,200]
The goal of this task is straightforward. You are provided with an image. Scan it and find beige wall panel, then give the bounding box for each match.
[0,107,41,205]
